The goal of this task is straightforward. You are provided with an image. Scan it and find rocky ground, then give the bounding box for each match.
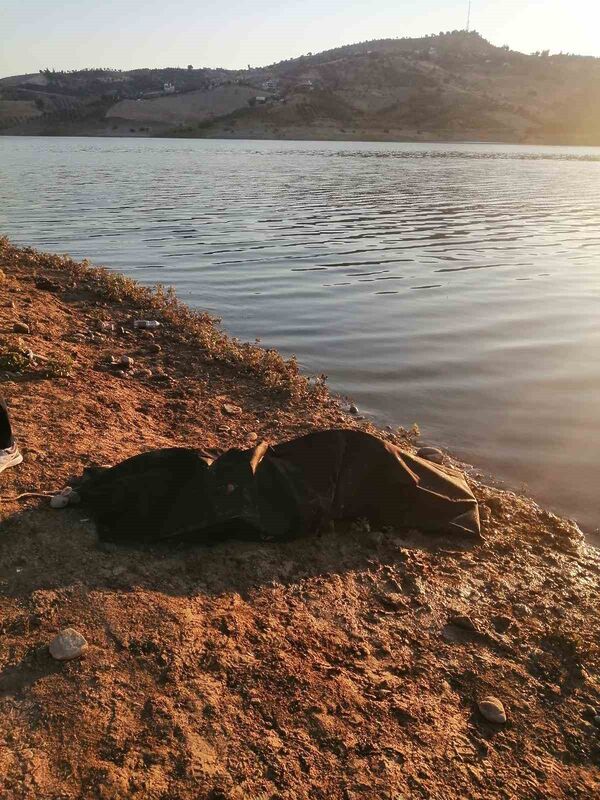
[0,240,599,799]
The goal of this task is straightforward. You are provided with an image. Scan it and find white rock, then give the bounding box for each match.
[134,319,161,329]
[478,696,507,724]
[50,494,69,509]
[49,628,88,661]
[417,446,445,464]
[56,488,80,505]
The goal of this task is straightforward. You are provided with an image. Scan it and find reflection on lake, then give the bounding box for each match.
[1,137,600,530]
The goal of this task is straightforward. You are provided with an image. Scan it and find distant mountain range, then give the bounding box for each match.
[2,31,599,144]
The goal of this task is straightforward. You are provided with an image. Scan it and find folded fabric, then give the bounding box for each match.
[76,428,480,544]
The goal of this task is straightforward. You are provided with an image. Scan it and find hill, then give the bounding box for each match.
[1,31,600,143]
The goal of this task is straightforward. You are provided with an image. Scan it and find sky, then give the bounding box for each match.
[2,0,599,78]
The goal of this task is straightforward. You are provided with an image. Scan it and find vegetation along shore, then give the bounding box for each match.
[0,237,599,799]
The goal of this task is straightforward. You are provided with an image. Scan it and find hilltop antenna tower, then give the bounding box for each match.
[466,0,471,31]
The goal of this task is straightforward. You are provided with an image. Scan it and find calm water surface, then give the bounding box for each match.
[1,137,600,530]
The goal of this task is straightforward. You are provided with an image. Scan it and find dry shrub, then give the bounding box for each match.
[0,335,29,373]
[43,353,74,379]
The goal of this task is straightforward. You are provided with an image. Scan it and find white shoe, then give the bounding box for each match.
[0,444,23,474]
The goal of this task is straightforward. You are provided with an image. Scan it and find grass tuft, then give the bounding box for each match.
[0,335,29,373]
[43,353,74,379]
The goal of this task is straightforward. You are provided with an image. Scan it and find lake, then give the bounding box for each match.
[1,136,600,531]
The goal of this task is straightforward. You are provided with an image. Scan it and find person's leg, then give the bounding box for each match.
[0,396,22,473]
[0,396,13,449]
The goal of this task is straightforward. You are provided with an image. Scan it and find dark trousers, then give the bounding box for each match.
[0,396,14,449]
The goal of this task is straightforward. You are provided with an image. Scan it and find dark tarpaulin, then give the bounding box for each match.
[76,429,480,544]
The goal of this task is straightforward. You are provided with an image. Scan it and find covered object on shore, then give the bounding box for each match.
[76,429,480,544]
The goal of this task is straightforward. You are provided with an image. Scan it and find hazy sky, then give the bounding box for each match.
[2,0,599,77]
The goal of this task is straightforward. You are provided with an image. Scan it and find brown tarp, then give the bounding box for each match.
[76,428,480,544]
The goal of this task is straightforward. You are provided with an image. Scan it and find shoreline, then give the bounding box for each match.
[1,238,599,798]
[2,130,600,149]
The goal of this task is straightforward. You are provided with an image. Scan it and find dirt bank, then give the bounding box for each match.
[0,239,599,799]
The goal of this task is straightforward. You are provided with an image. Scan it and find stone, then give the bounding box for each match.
[120,356,134,368]
[35,276,61,292]
[13,322,30,334]
[416,446,444,464]
[449,614,478,632]
[485,496,504,514]
[223,403,242,417]
[513,603,531,618]
[49,628,88,661]
[492,615,513,634]
[148,343,162,354]
[50,494,69,509]
[134,319,161,330]
[479,505,491,522]
[404,574,424,596]
[247,432,258,442]
[478,697,507,724]
[348,404,359,414]
[594,716,600,728]
[136,368,153,378]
